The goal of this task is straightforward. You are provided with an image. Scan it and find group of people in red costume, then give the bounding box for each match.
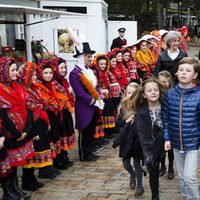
[0,56,76,200]
[0,25,191,200]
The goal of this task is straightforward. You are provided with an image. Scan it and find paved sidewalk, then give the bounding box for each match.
[1,136,198,200]
[29,139,200,200]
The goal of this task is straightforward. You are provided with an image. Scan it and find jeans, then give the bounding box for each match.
[173,149,199,200]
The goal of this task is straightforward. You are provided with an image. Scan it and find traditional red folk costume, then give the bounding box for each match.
[92,54,115,139]
[19,62,53,190]
[122,48,139,83]
[20,62,52,168]
[180,26,190,53]
[52,57,76,167]
[0,57,33,200]
[110,48,128,92]
[0,57,34,167]
[34,59,61,157]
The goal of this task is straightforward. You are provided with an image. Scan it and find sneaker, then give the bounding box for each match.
[80,154,99,162]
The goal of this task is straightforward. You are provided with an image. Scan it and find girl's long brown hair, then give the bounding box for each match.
[117,82,139,118]
[132,78,166,112]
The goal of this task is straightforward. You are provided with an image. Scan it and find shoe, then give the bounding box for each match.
[33,180,44,189]
[53,158,69,170]
[38,167,57,179]
[22,179,39,191]
[151,196,159,200]
[80,154,100,162]
[46,166,61,175]
[168,168,174,179]
[159,166,166,177]
[129,176,136,190]
[134,187,144,198]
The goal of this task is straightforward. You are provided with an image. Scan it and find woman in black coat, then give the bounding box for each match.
[155,31,187,78]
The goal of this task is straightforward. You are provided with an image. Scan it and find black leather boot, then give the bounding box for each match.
[2,178,22,200]
[12,177,31,200]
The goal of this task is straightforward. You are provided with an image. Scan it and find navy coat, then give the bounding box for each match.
[162,84,200,151]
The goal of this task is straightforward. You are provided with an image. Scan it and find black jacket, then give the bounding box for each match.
[113,121,143,160]
[110,37,127,50]
[136,103,164,163]
[155,49,187,77]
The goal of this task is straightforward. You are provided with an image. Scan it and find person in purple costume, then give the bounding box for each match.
[69,41,105,162]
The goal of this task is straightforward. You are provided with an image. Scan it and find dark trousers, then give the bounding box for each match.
[161,149,174,169]
[149,163,159,198]
[78,108,98,158]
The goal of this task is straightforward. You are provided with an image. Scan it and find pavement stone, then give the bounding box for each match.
[1,135,199,200]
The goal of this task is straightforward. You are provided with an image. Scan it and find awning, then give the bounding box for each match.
[0,4,88,25]
[0,4,87,17]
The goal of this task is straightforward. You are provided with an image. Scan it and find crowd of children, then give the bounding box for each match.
[0,25,199,200]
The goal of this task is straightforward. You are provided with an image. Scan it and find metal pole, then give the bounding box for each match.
[25,14,32,61]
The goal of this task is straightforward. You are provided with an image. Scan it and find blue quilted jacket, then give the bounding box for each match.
[162,84,200,151]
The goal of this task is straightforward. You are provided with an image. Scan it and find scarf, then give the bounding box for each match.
[23,85,50,126]
[34,81,59,115]
[0,82,27,132]
[51,80,73,112]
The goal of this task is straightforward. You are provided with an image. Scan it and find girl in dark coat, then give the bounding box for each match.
[134,78,165,200]
[113,82,144,198]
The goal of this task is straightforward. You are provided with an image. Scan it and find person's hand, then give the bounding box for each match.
[94,99,105,110]
[164,141,171,151]
[125,115,135,124]
[48,125,51,131]
[0,137,5,150]
[33,135,40,141]
[17,132,27,142]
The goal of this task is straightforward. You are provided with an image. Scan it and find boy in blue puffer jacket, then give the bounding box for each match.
[162,57,200,200]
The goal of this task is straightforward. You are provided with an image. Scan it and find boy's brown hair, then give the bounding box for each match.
[178,57,200,73]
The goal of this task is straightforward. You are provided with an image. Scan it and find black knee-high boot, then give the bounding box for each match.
[1,176,20,200]
[22,168,44,191]
[4,167,31,200]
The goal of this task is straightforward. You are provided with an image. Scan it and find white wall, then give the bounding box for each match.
[30,0,108,74]
[108,21,137,51]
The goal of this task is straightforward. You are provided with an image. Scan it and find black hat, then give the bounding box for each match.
[73,42,96,58]
[118,28,126,32]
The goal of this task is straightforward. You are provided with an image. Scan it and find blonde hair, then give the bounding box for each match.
[158,70,174,88]
[118,82,139,120]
